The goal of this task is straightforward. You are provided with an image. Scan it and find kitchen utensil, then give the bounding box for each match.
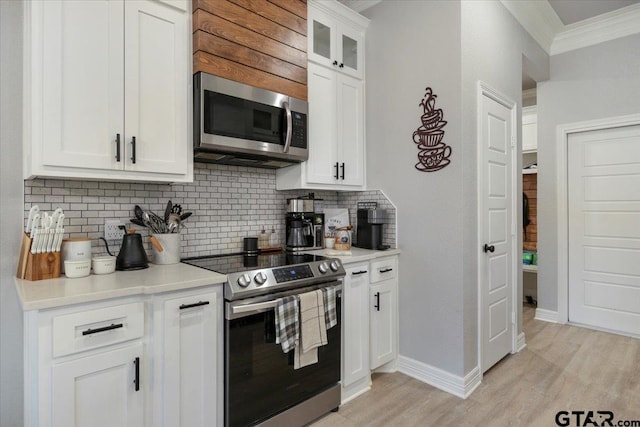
[164,200,173,222]
[26,205,40,234]
[171,204,182,215]
[179,212,192,222]
[141,211,163,234]
[115,230,148,271]
[149,235,163,252]
[166,213,181,233]
[64,259,91,278]
[30,213,41,254]
[134,205,144,222]
[53,213,65,252]
[92,256,116,274]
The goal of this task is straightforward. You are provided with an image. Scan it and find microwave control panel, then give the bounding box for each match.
[291,112,307,148]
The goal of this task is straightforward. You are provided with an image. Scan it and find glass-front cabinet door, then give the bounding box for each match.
[308,8,337,69]
[308,7,364,80]
[337,24,364,79]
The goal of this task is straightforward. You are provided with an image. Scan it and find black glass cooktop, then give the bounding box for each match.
[182,251,326,275]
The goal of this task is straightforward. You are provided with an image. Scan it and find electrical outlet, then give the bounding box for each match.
[104,220,125,240]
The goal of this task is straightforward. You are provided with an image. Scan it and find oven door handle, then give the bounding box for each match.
[232,299,279,315]
[282,101,292,153]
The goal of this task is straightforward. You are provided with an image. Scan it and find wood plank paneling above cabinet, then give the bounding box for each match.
[193,0,308,100]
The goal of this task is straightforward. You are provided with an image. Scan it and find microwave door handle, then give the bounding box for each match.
[282,101,292,153]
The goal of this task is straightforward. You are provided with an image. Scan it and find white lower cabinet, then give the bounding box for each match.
[342,262,370,388]
[24,285,223,427]
[153,287,222,427]
[52,343,144,427]
[341,255,398,402]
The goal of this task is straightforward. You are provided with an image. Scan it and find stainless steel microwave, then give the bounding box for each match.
[193,72,308,168]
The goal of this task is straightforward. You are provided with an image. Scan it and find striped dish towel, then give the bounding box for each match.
[275,295,299,353]
[294,290,327,369]
[323,286,337,330]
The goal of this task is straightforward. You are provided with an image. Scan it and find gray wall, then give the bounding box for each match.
[364,0,465,375]
[536,34,640,313]
[460,0,548,373]
[1,1,24,425]
[363,0,549,377]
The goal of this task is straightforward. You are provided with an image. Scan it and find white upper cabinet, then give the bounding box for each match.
[24,0,192,182]
[276,0,368,191]
[522,106,537,153]
[308,4,365,80]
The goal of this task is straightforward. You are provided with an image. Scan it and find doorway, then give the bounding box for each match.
[477,82,518,373]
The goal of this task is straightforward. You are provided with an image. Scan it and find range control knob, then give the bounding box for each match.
[237,273,251,288]
[318,262,329,274]
[329,260,341,272]
[254,272,267,285]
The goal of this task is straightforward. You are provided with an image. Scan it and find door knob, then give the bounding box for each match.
[483,244,495,253]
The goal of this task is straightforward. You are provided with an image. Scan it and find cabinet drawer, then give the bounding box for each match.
[52,302,144,357]
[370,257,397,283]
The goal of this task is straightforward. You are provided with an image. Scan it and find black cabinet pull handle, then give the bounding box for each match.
[334,162,339,180]
[133,357,140,392]
[380,268,393,273]
[179,300,210,310]
[115,133,121,162]
[332,60,338,66]
[82,323,123,336]
[131,136,136,164]
[483,244,495,253]
[340,163,345,180]
[352,270,367,276]
[339,63,344,68]
[374,292,380,311]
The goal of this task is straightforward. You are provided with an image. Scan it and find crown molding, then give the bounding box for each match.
[500,0,563,54]
[550,3,640,55]
[337,0,381,13]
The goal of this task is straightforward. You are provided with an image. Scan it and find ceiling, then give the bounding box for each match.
[547,0,639,25]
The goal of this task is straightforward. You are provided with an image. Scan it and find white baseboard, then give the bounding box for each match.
[516,332,527,352]
[397,355,481,399]
[535,308,559,323]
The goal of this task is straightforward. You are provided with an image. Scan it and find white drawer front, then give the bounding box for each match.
[370,257,397,283]
[52,302,144,357]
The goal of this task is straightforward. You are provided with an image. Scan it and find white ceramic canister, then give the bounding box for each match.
[61,237,92,273]
[151,233,181,265]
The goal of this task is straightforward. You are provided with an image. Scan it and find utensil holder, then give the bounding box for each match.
[151,233,181,265]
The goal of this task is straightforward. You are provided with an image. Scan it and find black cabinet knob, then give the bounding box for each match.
[332,60,338,66]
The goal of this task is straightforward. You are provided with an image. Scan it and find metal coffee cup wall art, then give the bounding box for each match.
[413,87,452,172]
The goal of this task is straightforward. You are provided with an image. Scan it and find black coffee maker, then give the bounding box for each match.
[285,193,324,252]
[355,202,391,250]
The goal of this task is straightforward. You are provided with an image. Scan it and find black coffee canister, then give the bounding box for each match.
[243,237,259,255]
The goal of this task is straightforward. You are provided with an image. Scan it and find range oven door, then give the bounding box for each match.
[224,283,341,427]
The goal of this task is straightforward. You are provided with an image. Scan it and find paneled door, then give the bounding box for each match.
[479,84,516,373]
[568,125,640,335]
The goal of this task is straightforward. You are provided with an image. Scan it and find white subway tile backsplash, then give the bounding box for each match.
[24,163,397,259]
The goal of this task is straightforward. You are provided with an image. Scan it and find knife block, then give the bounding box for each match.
[24,252,61,281]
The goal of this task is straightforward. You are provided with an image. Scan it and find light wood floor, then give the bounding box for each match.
[311,305,640,426]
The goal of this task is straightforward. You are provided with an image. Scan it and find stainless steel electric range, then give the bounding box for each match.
[183,251,346,427]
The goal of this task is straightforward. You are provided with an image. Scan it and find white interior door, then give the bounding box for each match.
[480,89,514,373]
[568,125,640,336]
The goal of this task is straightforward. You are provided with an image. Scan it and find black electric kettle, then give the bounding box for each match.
[100,230,149,271]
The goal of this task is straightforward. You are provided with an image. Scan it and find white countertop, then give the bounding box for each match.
[15,263,227,311]
[307,247,401,264]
